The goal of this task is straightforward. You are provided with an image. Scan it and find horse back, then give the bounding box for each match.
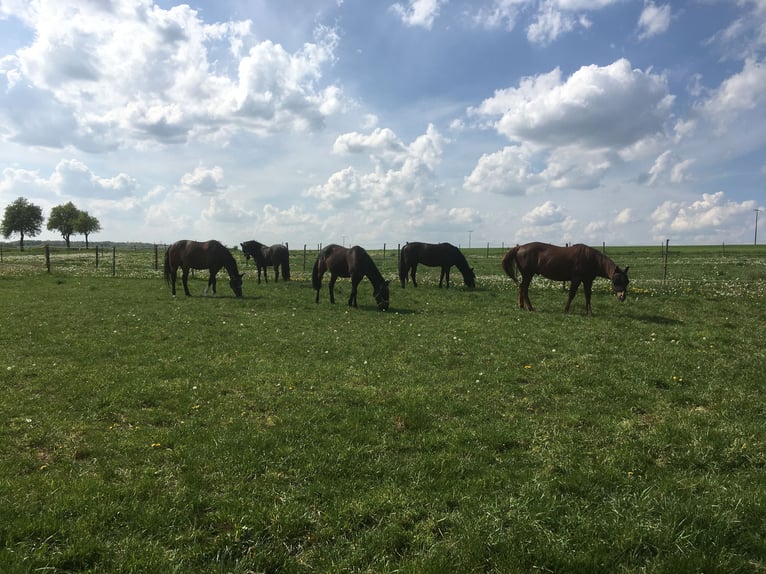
[518,242,601,281]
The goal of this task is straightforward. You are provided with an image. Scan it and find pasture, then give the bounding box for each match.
[1,244,765,573]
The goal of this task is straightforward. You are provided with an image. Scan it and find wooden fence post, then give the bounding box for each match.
[662,239,669,284]
[45,245,50,273]
[96,246,99,269]
[112,247,116,277]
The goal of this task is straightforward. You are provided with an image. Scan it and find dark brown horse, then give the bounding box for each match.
[164,240,244,297]
[399,241,476,288]
[502,242,629,315]
[312,244,390,310]
[240,240,291,283]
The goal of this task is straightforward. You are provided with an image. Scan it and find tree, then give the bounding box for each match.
[76,211,101,249]
[47,202,81,248]
[2,197,44,250]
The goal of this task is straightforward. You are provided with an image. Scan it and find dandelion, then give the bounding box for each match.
[151,443,161,448]
[524,365,532,369]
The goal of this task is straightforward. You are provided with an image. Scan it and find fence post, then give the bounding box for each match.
[486,242,490,258]
[383,243,386,258]
[45,245,50,273]
[303,244,307,272]
[662,239,669,284]
[154,244,159,271]
[96,246,99,269]
[112,247,116,277]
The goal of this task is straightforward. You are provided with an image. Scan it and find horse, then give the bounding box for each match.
[164,240,244,297]
[240,240,291,283]
[311,244,390,310]
[501,242,629,315]
[398,241,476,289]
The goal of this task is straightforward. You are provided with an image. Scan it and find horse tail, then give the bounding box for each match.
[398,246,408,287]
[163,247,172,287]
[283,254,291,281]
[311,254,322,291]
[501,247,519,285]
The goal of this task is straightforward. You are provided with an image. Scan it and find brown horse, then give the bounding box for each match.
[311,244,390,310]
[164,240,244,297]
[240,240,291,283]
[502,242,629,315]
[398,242,476,288]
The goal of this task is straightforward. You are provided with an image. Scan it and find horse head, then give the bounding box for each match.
[229,272,245,297]
[611,266,630,301]
[240,242,252,261]
[374,280,390,311]
[465,267,477,288]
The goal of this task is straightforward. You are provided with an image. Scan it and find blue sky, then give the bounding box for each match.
[1,0,764,248]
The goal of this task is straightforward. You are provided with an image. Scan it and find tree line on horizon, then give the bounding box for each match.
[1,197,101,250]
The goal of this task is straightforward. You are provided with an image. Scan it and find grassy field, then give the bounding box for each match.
[1,245,765,572]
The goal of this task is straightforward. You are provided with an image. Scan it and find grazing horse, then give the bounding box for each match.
[399,241,476,288]
[312,244,390,310]
[502,242,629,315]
[164,240,244,297]
[240,240,291,283]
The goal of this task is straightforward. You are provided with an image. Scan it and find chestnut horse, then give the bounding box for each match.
[398,242,476,289]
[312,244,390,310]
[164,240,244,297]
[502,242,629,315]
[240,240,291,283]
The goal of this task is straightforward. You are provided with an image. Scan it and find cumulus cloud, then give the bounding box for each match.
[390,0,444,29]
[305,124,448,221]
[52,159,138,198]
[637,2,671,40]
[178,166,226,195]
[522,200,567,226]
[646,150,695,186]
[471,59,673,150]
[696,58,766,130]
[651,191,759,241]
[0,1,344,151]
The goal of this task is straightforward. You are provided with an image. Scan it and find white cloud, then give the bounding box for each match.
[637,2,671,40]
[522,200,567,225]
[697,58,766,130]
[646,150,695,186]
[0,1,344,151]
[651,191,759,241]
[52,159,138,198]
[390,0,444,29]
[471,59,673,150]
[178,166,226,195]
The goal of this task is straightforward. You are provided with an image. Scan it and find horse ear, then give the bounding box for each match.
[239,273,245,279]
[623,266,630,275]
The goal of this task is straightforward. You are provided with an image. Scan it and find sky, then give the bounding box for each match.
[0,0,765,249]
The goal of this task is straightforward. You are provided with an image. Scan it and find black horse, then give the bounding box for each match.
[164,240,244,297]
[312,244,390,310]
[502,242,629,315]
[399,242,476,288]
[240,240,291,283]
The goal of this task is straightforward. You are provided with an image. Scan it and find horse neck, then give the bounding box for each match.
[596,251,617,279]
[454,250,471,276]
[363,254,386,288]
[223,252,241,277]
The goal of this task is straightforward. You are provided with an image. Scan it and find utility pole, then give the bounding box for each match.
[755,209,761,246]
[468,230,473,249]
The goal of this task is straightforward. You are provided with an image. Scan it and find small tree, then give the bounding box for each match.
[76,211,101,249]
[2,197,44,250]
[47,202,81,248]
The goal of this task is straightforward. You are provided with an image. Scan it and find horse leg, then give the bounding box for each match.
[520,274,534,311]
[583,280,593,316]
[170,267,178,296]
[329,275,337,304]
[205,272,217,296]
[411,264,418,288]
[273,265,278,282]
[564,280,581,313]
[444,267,451,288]
[181,267,192,297]
[349,274,361,307]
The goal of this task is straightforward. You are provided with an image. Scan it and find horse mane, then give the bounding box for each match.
[576,244,617,279]
[222,247,241,278]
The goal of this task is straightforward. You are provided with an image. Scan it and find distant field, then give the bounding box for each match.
[1,244,765,572]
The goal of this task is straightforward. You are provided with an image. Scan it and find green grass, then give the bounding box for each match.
[1,245,765,572]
